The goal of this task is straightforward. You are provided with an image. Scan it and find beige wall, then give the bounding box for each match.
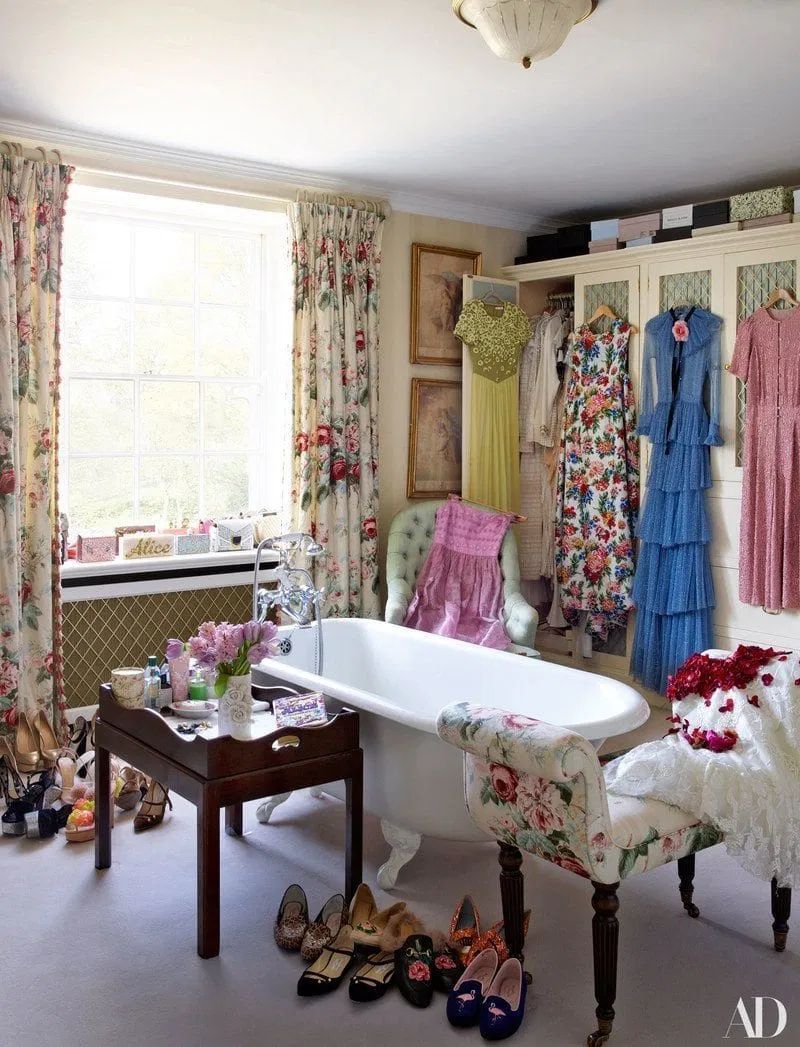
[377,212,526,588]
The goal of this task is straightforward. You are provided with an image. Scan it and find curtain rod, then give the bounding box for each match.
[1,136,392,217]
[1,139,65,164]
[295,188,391,218]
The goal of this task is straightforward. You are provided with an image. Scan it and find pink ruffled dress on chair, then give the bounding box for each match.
[403,497,512,649]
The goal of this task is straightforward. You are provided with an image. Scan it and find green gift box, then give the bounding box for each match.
[730,186,794,222]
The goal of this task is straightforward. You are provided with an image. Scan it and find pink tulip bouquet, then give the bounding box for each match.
[183,620,279,695]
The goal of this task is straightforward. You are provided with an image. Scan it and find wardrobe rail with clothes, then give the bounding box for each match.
[497,224,800,706]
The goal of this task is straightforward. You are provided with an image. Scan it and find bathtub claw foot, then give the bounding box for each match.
[256,792,292,824]
[377,820,422,890]
[308,785,325,799]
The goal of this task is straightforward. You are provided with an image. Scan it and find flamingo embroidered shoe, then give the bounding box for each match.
[446,947,499,1028]
[479,958,526,1041]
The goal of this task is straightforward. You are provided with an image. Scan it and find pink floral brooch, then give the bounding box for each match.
[672,318,690,342]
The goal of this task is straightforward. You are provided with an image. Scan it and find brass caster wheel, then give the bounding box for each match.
[685,902,700,918]
[774,932,787,952]
[587,1019,613,1046]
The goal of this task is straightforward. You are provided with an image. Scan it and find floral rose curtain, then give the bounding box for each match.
[289,201,385,618]
[0,154,73,735]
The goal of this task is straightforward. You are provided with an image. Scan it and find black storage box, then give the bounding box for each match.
[525,233,561,263]
[693,200,730,228]
[557,223,591,256]
[654,227,693,243]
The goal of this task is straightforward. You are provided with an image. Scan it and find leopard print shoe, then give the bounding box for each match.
[274,884,309,951]
[301,893,346,963]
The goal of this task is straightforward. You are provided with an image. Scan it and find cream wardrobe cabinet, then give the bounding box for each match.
[503,225,800,703]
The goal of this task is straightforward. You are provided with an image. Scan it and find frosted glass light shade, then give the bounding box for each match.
[454,0,596,68]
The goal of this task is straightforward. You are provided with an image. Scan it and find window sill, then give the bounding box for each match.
[61,548,279,602]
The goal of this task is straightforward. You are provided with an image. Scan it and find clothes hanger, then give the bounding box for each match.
[585,303,638,333]
[479,283,507,315]
[764,286,799,310]
[450,493,527,524]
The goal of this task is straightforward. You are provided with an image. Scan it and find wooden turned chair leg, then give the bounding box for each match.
[498,841,526,961]
[771,877,792,953]
[588,881,620,1047]
[678,854,700,918]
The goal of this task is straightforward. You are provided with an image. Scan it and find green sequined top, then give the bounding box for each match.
[454,300,531,383]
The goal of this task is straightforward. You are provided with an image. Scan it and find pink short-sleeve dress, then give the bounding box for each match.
[731,305,800,610]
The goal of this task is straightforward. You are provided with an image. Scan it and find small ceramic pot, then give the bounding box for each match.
[111,667,145,708]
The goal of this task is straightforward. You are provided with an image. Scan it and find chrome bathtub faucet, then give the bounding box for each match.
[252,532,326,673]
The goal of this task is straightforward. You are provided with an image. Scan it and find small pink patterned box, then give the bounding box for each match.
[76,534,118,563]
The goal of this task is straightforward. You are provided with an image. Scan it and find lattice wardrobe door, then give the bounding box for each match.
[659,270,712,312]
[582,279,630,333]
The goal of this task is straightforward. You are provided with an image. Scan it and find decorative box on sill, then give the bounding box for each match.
[175,533,211,556]
[692,221,742,237]
[654,227,692,244]
[693,199,730,228]
[211,518,254,552]
[662,205,694,229]
[76,534,118,563]
[742,212,793,230]
[590,218,619,241]
[589,238,619,253]
[618,212,660,241]
[729,187,794,222]
[114,524,155,539]
[120,533,176,559]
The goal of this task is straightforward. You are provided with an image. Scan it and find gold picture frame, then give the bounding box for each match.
[410,243,482,365]
[407,378,463,499]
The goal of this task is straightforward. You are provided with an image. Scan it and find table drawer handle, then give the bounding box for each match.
[272,734,301,751]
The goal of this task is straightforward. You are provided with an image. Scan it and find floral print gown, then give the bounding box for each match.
[555,319,639,639]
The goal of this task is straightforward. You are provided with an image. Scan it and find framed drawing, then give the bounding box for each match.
[407,378,462,498]
[410,243,482,365]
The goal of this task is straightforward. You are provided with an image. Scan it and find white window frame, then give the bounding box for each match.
[60,186,290,530]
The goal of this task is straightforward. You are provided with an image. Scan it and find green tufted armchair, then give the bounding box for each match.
[384,499,538,653]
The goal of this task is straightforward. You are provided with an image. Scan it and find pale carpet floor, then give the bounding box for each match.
[2,783,798,1047]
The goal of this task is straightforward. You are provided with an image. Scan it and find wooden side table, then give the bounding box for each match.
[94,685,363,958]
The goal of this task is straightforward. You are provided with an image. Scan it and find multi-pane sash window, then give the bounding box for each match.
[60,185,289,535]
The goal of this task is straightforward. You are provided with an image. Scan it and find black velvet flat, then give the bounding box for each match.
[395,934,435,1008]
[297,926,355,997]
[433,945,464,994]
[348,950,395,1002]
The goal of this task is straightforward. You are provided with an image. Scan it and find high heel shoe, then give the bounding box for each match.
[133,780,172,832]
[1,767,58,836]
[14,712,41,774]
[115,767,146,811]
[0,739,25,806]
[449,895,481,961]
[31,711,60,767]
[349,883,407,951]
[25,803,73,839]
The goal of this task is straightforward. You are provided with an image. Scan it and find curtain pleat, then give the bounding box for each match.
[288,202,384,618]
[0,154,73,735]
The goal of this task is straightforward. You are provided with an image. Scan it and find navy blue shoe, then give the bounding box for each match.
[446,947,498,1028]
[479,958,526,1040]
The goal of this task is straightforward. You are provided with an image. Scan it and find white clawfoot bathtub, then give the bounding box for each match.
[253,618,649,888]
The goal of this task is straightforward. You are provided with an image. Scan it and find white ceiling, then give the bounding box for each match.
[1,0,799,229]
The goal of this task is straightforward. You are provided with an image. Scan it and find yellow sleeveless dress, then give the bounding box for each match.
[454,299,531,512]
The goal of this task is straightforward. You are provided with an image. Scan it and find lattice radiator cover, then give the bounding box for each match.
[63,585,253,708]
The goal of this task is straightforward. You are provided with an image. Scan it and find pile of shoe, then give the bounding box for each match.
[274,885,529,1039]
[0,711,171,842]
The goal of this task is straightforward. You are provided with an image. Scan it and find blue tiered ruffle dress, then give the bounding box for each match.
[631,306,723,693]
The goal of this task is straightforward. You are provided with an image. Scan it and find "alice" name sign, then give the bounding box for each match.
[120,533,176,560]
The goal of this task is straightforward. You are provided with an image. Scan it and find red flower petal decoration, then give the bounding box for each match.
[718,698,734,713]
[748,695,760,707]
[761,674,774,686]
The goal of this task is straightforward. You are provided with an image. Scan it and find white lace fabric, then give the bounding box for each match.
[604,650,800,887]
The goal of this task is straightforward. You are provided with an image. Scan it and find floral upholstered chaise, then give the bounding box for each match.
[436,701,785,1046]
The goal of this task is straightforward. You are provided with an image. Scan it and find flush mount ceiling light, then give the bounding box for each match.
[453,0,597,69]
